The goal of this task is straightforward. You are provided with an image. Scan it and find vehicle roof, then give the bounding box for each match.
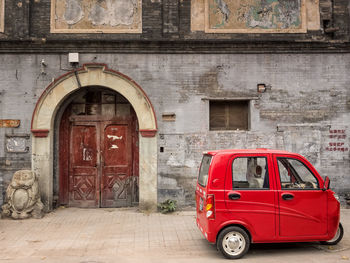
[204,148,300,156]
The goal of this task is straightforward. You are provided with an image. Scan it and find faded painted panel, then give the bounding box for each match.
[205,0,307,33]
[51,0,142,33]
[0,120,20,128]
[192,0,321,33]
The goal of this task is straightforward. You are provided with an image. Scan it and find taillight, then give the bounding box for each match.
[206,194,215,219]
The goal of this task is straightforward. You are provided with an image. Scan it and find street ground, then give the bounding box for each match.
[0,208,349,263]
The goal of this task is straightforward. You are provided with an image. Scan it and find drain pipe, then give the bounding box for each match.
[69,53,81,88]
[74,69,82,89]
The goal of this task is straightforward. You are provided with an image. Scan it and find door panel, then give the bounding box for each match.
[225,154,277,242]
[278,191,327,237]
[225,190,276,241]
[69,124,99,207]
[101,123,132,207]
[274,155,328,238]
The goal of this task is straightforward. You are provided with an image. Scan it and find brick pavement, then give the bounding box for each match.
[0,207,349,263]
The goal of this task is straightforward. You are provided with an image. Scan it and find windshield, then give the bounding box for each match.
[198,155,212,187]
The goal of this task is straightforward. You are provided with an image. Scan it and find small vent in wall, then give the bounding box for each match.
[162,113,176,122]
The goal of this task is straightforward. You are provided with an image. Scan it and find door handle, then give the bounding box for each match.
[282,193,294,200]
[228,193,241,200]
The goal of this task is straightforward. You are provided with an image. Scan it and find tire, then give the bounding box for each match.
[217,226,250,259]
[321,223,344,245]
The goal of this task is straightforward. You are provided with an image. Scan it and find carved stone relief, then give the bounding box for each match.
[1,170,44,219]
[5,135,29,153]
[51,0,142,33]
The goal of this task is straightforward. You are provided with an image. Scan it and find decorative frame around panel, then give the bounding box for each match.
[50,0,142,33]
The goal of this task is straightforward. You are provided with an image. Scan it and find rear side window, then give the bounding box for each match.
[198,155,212,187]
[232,157,269,189]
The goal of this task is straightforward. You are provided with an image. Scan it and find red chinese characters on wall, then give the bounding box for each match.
[326,129,348,152]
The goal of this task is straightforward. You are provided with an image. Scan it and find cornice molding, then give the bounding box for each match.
[0,40,349,53]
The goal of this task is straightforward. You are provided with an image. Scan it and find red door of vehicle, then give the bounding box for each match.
[225,154,277,242]
[274,154,328,238]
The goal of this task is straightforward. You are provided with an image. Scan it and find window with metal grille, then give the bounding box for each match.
[209,100,249,130]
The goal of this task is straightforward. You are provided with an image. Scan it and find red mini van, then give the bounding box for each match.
[196,149,343,259]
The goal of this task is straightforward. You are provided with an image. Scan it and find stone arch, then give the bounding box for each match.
[31,63,158,211]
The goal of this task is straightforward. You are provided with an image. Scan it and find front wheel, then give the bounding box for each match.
[217,226,250,259]
[321,223,344,245]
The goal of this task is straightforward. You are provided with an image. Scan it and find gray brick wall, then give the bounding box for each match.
[0,1,349,209]
[0,53,349,206]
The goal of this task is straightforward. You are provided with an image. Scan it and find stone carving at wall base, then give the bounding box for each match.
[1,170,44,219]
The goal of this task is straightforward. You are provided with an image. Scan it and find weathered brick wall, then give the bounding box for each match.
[0,53,349,206]
[0,0,348,48]
[0,0,349,207]
[0,54,39,204]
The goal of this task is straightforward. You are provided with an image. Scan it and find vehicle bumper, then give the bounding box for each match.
[196,217,216,243]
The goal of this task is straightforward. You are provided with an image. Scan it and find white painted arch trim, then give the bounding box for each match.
[31,63,158,211]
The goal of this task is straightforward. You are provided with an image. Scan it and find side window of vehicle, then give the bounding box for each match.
[232,157,269,189]
[277,158,319,189]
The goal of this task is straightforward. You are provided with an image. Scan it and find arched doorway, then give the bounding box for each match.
[31,64,158,211]
[58,87,139,208]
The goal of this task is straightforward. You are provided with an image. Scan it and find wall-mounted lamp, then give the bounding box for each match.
[40,59,47,67]
[257,83,266,93]
[40,59,47,75]
[68,53,79,67]
[257,83,272,93]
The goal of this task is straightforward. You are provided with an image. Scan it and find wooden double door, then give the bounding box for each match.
[59,89,139,208]
[70,120,136,207]
[60,119,138,208]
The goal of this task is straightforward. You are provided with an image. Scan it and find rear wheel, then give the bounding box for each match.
[321,223,343,245]
[217,226,250,259]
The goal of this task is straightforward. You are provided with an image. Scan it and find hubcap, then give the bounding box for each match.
[222,231,246,256]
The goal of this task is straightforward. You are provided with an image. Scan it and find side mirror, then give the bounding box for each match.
[323,176,330,191]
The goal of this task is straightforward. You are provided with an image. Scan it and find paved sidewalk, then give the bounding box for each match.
[0,207,349,263]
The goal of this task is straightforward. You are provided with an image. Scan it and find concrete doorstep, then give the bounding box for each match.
[0,208,349,263]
